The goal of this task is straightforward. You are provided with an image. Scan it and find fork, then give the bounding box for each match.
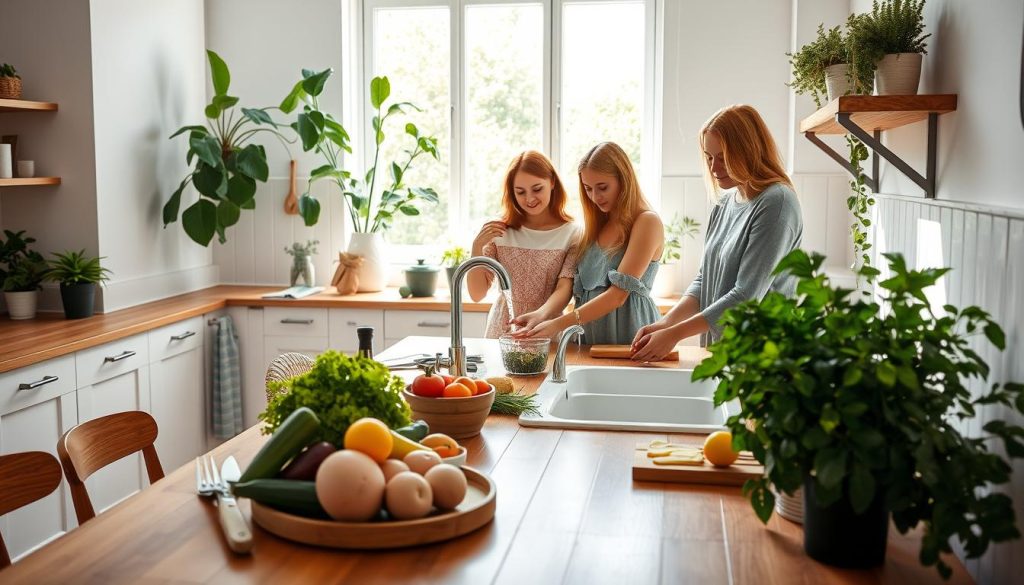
[195,455,253,554]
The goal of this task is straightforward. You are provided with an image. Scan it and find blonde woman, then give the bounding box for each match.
[515,142,663,345]
[631,105,803,361]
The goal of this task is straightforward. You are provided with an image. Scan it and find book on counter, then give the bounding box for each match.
[261,286,324,299]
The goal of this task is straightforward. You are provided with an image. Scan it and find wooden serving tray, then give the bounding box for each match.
[631,443,764,487]
[589,345,679,361]
[250,466,496,549]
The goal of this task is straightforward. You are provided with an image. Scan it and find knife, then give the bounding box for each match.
[217,456,253,554]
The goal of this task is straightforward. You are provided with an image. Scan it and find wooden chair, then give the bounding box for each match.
[264,352,315,403]
[56,411,164,525]
[0,451,63,568]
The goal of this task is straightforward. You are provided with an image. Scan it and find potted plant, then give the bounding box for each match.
[46,250,112,319]
[163,51,294,247]
[285,240,318,287]
[0,63,22,99]
[694,250,1024,576]
[848,0,930,95]
[1,230,48,320]
[440,244,469,292]
[652,214,699,297]
[788,24,873,107]
[280,72,440,292]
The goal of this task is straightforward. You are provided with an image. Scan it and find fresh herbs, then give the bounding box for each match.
[501,349,547,375]
[261,350,411,445]
[491,391,540,417]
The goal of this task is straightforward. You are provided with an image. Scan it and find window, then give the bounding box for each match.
[361,0,658,253]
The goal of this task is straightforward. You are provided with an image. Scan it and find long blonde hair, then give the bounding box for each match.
[700,105,792,201]
[500,150,572,229]
[576,142,650,256]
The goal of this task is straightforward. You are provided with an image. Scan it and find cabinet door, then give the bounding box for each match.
[328,308,384,354]
[383,310,488,348]
[149,345,205,471]
[0,356,78,561]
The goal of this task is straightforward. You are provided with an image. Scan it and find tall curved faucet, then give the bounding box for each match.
[552,324,585,383]
[448,256,511,377]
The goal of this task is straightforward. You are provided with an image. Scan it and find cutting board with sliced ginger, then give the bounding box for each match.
[631,440,764,486]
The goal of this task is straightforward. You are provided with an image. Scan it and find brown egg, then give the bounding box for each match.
[380,459,410,482]
[315,450,385,522]
[403,450,442,475]
[385,471,433,520]
[424,464,467,509]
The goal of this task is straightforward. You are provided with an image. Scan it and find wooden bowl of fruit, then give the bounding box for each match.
[404,372,495,439]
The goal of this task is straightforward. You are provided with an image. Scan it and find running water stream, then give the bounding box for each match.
[502,288,516,331]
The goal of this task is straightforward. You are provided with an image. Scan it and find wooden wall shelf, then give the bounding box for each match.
[0,98,59,112]
[801,94,958,198]
[0,177,61,187]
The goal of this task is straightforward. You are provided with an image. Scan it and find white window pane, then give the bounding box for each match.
[560,1,645,206]
[371,6,450,245]
[464,3,544,232]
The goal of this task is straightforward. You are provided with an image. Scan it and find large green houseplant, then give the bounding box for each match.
[788,25,871,107]
[693,250,1024,577]
[847,0,930,95]
[46,250,112,319]
[163,51,291,246]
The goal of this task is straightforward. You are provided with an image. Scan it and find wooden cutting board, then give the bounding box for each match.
[631,443,764,487]
[589,345,679,361]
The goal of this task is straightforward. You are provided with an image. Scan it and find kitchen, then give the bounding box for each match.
[1,0,1023,583]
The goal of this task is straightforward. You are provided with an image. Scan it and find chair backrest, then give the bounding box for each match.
[0,451,63,568]
[56,410,164,525]
[265,352,315,403]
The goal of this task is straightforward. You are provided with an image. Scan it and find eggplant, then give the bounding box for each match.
[279,441,337,480]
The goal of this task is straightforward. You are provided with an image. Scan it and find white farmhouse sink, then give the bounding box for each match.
[518,365,734,433]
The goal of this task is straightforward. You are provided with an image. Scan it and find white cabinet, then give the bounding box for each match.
[328,308,385,354]
[383,310,487,349]
[148,316,206,471]
[0,355,78,561]
[74,334,151,515]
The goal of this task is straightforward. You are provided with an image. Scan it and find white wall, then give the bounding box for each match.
[90,0,215,312]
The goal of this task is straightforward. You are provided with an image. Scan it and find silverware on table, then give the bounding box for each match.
[195,454,253,554]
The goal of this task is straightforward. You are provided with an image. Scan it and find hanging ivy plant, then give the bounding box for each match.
[846,136,874,269]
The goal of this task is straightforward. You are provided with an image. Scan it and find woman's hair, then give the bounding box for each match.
[500,150,572,229]
[699,105,792,201]
[576,142,650,256]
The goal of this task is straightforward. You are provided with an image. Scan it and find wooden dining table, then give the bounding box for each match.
[2,337,973,584]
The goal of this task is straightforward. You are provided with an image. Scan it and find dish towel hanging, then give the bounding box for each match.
[211,315,244,439]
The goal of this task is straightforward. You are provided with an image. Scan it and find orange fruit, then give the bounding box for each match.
[442,374,455,385]
[343,418,393,463]
[442,382,473,398]
[703,431,739,467]
[454,377,476,392]
[473,379,491,395]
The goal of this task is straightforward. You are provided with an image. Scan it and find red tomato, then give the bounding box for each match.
[412,373,446,397]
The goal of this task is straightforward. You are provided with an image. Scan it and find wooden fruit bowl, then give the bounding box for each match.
[250,466,496,549]
[402,385,495,439]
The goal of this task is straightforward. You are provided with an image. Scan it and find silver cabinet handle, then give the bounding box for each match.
[18,375,59,391]
[280,318,314,325]
[104,350,137,363]
[417,321,450,328]
[346,320,358,326]
[171,331,196,341]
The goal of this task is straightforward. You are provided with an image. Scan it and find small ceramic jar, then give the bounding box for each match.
[405,259,439,297]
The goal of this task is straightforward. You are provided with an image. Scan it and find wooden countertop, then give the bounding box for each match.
[1,338,971,584]
[0,285,680,374]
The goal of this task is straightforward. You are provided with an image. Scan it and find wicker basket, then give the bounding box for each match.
[264,352,315,403]
[0,77,22,99]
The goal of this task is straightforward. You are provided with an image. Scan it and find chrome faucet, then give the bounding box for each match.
[552,324,584,383]
[448,256,511,377]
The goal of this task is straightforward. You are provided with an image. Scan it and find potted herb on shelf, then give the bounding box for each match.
[847,0,930,95]
[0,63,22,99]
[693,250,1024,577]
[0,230,47,320]
[440,244,469,293]
[653,214,699,297]
[46,250,112,319]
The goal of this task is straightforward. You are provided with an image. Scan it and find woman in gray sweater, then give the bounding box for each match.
[631,105,803,360]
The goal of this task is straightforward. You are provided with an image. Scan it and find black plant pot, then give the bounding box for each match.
[60,282,96,319]
[803,476,889,569]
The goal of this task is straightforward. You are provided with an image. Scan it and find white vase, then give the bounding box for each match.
[4,290,38,320]
[347,232,388,292]
[824,64,852,102]
[874,53,922,96]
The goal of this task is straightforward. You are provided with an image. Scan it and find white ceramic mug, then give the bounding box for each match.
[0,144,12,179]
[16,160,34,178]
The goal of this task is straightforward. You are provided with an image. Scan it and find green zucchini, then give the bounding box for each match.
[239,407,320,483]
[395,419,429,442]
[231,479,327,518]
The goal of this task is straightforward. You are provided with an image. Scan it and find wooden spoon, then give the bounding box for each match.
[283,159,299,215]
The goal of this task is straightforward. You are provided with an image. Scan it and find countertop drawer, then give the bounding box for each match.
[263,307,328,337]
[75,333,149,388]
[0,354,77,415]
[328,309,384,352]
[384,310,488,340]
[148,316,204,362]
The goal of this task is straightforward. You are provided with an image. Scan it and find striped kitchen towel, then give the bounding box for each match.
[211,315,244,439]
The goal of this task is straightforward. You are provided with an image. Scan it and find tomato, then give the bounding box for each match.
[412,372,446,398]
[442,374,455,385]
[442,382,474,398]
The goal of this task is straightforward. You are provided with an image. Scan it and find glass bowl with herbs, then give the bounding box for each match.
[499,334,550,376]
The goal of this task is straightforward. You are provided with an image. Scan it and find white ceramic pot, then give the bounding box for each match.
[775,487,804,525]
[874,53,922,96]
[347,232,389,292]
[4,290,39,320]
[825,64,852,102]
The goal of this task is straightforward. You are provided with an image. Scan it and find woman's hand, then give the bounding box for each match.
[631,319,668,351]
[472,221,507,255]
[509,309,548,333]
[631,325,680,362]
[510,317,563,341]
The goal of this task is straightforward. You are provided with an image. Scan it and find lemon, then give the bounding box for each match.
[703,431,739,467]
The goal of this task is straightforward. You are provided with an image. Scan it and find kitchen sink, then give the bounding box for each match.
[518,365,733,433]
